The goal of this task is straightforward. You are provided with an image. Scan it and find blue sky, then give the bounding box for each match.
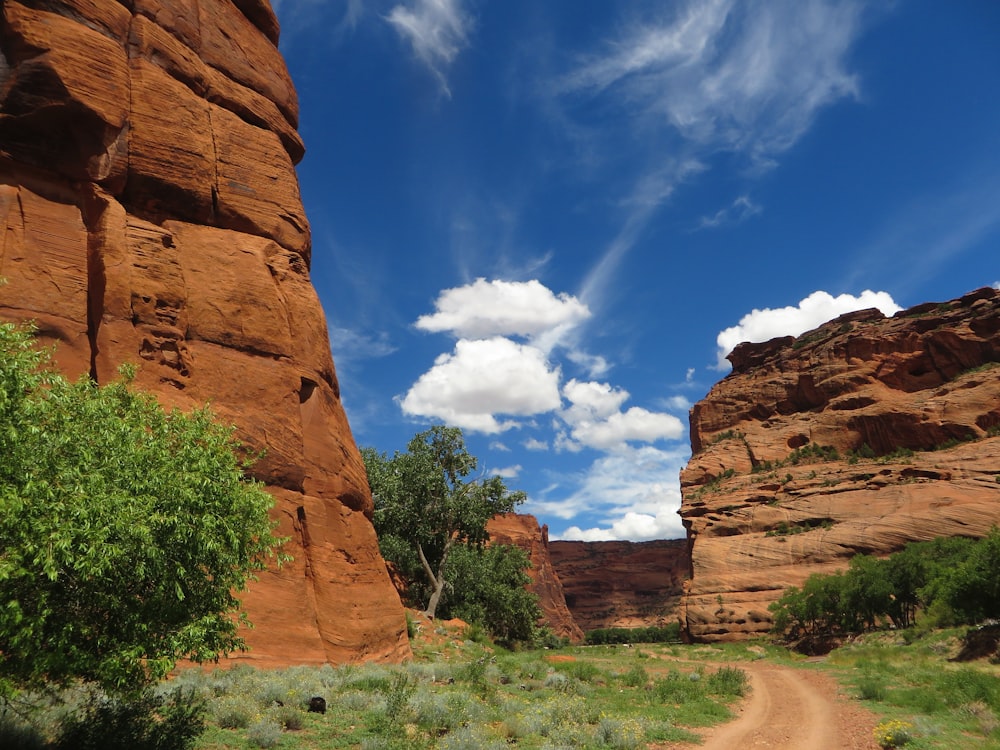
[270,0,1000,541]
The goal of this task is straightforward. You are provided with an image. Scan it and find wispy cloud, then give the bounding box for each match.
[273,0,365,44]
[846,171,1000,298]
[328,326,397,365]
[562,0,867,310]
[696,195,762,230]
[714,289,901,368]
[386,0,473,97]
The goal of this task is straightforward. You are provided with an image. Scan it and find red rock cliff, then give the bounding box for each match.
[0,0,410,665]
[679,287,1000,642]
[548,539,689,632]
[486,514,584,643]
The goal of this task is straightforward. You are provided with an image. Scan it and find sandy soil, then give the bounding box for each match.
[657,662,880,750]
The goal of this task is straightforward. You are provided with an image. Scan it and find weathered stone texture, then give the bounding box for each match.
[0,0,409,666]
[679,287,1000,642]
[549,539,689,632]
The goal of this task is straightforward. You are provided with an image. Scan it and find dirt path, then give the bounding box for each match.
[682,662,880,750]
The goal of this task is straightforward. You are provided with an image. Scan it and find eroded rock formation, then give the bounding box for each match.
[548,539,689,632]
[0,0,410,665]
[486,514,584,642]
[679,287,1000,641]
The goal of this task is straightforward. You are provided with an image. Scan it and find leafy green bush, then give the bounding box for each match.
[54,687,205,750]
[0,322,284,697]
[707,666,749,697]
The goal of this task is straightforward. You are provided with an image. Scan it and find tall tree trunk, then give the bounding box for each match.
[418,538,454,619]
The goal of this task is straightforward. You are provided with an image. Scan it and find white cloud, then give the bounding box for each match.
[565,349,611,378]
[559,379,684,451]
[386,0,473,97]
[563,0,863,159]
[697,195,762,229]
[559,510,685,542]
[523,437,549,451]
[415,278,590,342]
[993,281,1000,290]
[399,337,561,433]
[562,379,630,423]
[489,440,511,452]
[568,407,685,451]
[661,395,692,412]
[562,1,868,309]
[715,289,901,368]
[491,464,522,479]
[529,445,689,541]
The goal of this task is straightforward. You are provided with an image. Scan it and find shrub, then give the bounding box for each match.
[707,666,749,697]
[873,719,913,748]
[212,696,253,729]
[856,674,888,701]
[54,687,206,750]
[594,716,645,749]
[651,670,705,704]
[246,717,283,748]
[0,714,45,750]
[619,665,648,688]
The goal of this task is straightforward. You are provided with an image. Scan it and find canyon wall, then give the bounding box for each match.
[548,539,689,632]
[486,514,584,642]
[679,287,1000,641]
[0,0,410,665]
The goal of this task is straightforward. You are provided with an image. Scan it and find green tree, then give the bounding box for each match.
[939,528,1000,623]
[0,321,284,698]
[442,543,541,645]
[362,425,525,618]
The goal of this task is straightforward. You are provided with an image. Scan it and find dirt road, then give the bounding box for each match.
[693,662,879,750]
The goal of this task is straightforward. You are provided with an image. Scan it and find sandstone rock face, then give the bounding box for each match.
[0,0,409,666]
[486,514,584,643]
[548,539,689,632]
[680,288,1000,642]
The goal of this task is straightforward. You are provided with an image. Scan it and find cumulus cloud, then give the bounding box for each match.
[562,379,630,422]
[529,445,689,541]
[559,379,684,451]
[399,337,561,433]
[386,0,473,97]
[567,407,685,451]
[715,289,901,368]
[416,278,590,342]
[993,281,1000,290]
[523,437,549,451]
[491,464,522,479]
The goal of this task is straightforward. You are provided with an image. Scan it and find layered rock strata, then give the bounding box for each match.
[548,539,689,632]
[0,0,410,665]
[486,514,584,643]
[679,287,1000,641]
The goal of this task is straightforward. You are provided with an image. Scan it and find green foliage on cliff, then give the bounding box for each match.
[769,531,1000,639]
[0,321,285,698]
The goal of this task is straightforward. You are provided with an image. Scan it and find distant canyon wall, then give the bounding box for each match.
[678,287,1000,641]
[548,539,689,632]
[0,0,410,665]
